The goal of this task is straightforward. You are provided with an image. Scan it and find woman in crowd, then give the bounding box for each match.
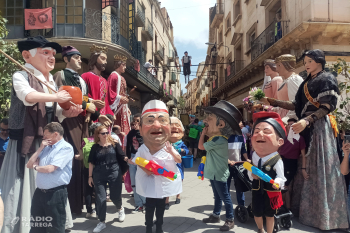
[340,138,350,226]
[260,49,348,230]
[88,125,129,233]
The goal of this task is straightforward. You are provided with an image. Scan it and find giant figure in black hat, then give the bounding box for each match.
[198,100,241,231]
[0,36,82,233]
[260,49,348,230]
[181,51,191,83]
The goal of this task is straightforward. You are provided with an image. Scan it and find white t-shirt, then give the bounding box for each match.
[132,144,182,198]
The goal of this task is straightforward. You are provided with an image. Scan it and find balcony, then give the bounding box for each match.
[135,0,146,27]
[210,3,224,29]
[126,65,160,94]
[168,97,178,108]
[155,44,164,60]
[225,60,245,82]
[251,20,289,62]
[6,8,130,51]
[169,72,176,84]
[142,18,153,41]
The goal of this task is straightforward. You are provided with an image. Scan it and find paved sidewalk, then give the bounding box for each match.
[69,160,343,233]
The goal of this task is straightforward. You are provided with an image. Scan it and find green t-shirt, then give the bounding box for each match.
[203,136,230,182]
[189,124,203,140]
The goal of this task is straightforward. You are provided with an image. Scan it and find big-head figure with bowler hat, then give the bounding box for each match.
[198,100,242,231]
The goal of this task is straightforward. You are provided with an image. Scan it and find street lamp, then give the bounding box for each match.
[205,42,229,52]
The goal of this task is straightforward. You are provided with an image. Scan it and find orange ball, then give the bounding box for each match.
[58,86,82,110]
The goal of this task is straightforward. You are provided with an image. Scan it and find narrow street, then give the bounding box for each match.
[70,160,329,233]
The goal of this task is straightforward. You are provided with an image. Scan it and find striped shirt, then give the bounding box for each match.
[228,135,246,162]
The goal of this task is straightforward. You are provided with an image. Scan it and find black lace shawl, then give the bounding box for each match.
[294,71,339,119]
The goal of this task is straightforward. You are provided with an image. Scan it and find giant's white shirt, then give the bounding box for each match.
[13,63,65,122]
[249,151,286,189]
[132,144,182,198]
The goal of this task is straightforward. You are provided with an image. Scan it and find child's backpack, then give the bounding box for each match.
[83,138,95,169]
[188,127,199,139]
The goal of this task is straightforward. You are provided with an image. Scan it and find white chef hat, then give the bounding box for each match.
[141,100,168,117]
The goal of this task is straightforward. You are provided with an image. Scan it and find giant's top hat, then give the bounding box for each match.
[205,100,242,135]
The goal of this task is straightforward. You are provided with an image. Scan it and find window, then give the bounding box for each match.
[102,0,118,9]
[0,0,24,38]
[120,0,129,39]
[56,0,84,37]
[249,32,255,48]
[233,0,241,21]
[246,22,257,52]
[218,30,223,44]
[57,0,83,24]
[226,16,231,31]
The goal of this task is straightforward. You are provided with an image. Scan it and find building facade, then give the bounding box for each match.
[2,0,181,116]
[206,0,350,120]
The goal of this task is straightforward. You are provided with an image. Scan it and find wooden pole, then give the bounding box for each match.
[0,49,77,107]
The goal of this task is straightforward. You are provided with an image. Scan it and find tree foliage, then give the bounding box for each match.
[0,14,24,119]
[330,58,350,131]
[178,96,185,109]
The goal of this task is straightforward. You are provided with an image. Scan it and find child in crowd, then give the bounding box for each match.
[126,114,145,213]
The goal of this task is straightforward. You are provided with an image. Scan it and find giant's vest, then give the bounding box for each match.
[252,154,281,192]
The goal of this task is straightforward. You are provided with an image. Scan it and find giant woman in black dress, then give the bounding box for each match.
[260,49,348,230]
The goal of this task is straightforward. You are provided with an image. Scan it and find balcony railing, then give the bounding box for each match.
[6,8,129,51]
[251,20,289,61]
[210,3,224,27]
[225,60,245,82]
[170,72,176,84]
[135,0,146,27]
[126,65,160,94]
[85,8,129,51]
[142,17,153,41]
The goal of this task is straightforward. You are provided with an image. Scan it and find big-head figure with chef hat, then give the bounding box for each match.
[132,100,182,233]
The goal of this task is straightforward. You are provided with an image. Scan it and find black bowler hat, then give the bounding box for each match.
[205,100,242,135]
[17,35,62,53]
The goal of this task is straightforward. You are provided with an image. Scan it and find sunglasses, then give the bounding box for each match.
[99,132,109,135]
[0,129,9,132]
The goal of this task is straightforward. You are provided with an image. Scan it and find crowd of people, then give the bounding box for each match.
[0,35,350,233]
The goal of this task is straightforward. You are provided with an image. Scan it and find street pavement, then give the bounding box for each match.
[70,160,345,233]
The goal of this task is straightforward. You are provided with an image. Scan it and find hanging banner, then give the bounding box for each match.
[25,7,53,30]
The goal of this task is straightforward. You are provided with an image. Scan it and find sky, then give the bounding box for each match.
[160,0,217,93]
